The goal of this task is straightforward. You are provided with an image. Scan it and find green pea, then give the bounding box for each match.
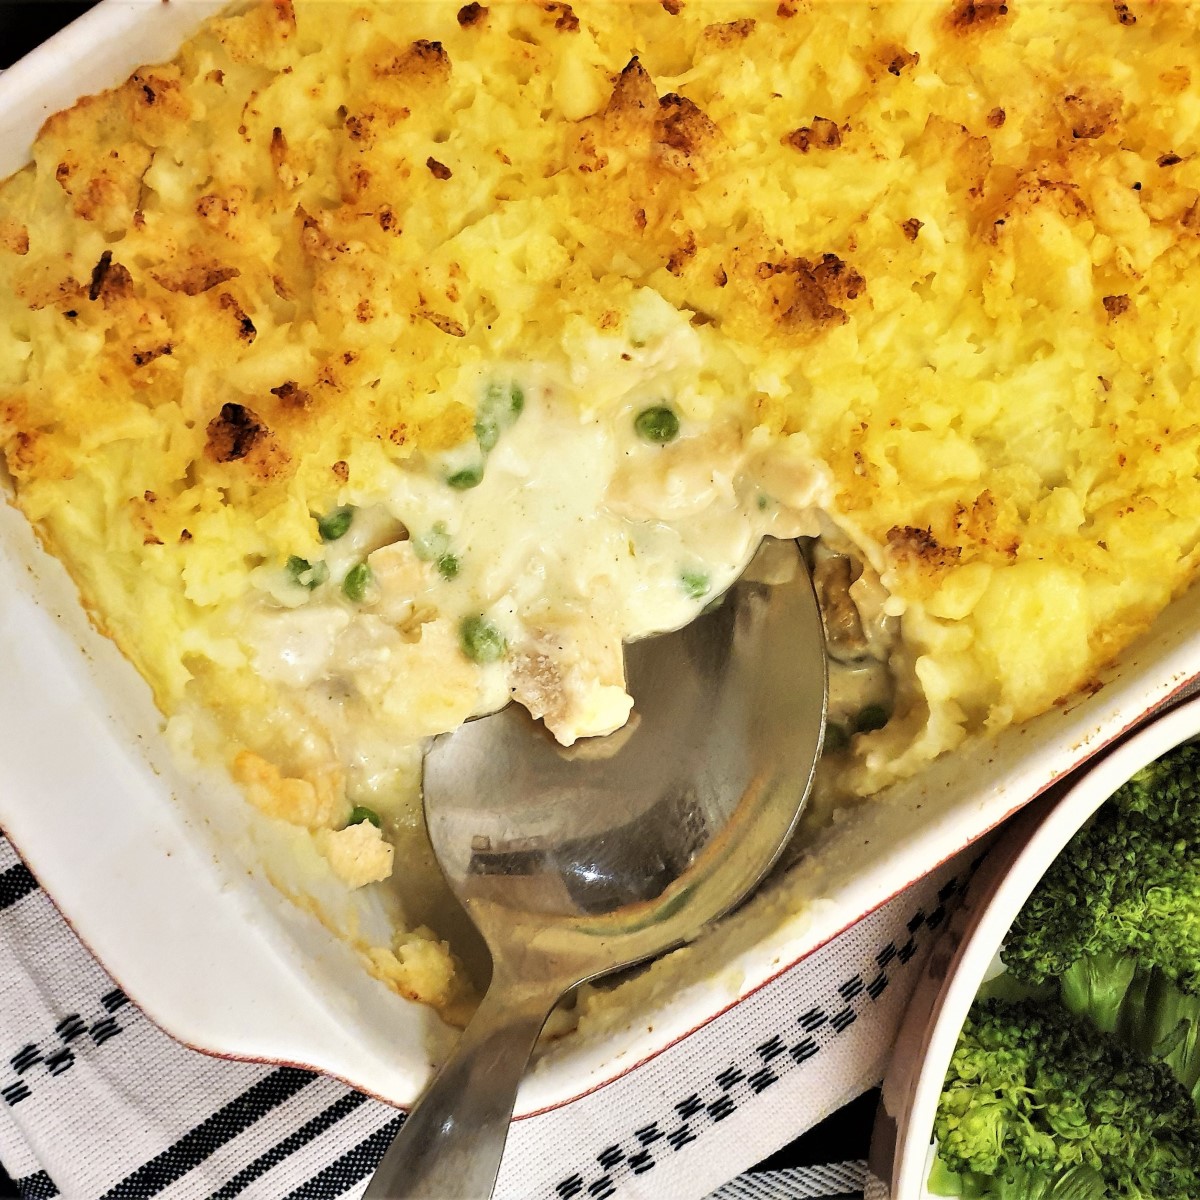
[460,615,507,664]
[436,553,460,580]
[447,464,484,490]
[634,405,680,444]
[287,555,329,590]
[854,704,891,734]
[342,561,374,603]
[680,568,711,600]
[347,805,382,829]
[411,522,451,562]
[316,505,354,542]
[823,722,850,755]
[757,493,770,511]
[475,381,525,451]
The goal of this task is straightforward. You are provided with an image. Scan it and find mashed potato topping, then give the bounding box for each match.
[4,0,1200,1008]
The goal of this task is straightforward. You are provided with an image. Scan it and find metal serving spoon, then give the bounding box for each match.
[364,537,827,1199]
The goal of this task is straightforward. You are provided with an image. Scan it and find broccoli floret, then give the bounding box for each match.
[1005,743,1200,992]
[933,997,1200,1200]
[1001,743,1200,1090]
[933,745,1200,1199]
[1008,744,1200,998]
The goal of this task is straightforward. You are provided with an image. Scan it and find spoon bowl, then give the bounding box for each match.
[365,537,827,1198]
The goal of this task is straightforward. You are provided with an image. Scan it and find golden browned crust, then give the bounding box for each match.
[4,0,1200,738]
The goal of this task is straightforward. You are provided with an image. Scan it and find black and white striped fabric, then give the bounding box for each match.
[0,832,972,1200]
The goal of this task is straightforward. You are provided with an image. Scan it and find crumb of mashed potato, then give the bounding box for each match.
[366,928,463,1014]
[321,821,395,890]
[232,751,343,831]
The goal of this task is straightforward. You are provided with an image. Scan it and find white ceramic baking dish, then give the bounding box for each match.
[3,0,1200,1119]
[866,691,1200,1200]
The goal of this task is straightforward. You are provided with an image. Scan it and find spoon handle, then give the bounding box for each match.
[364,970,562,1200]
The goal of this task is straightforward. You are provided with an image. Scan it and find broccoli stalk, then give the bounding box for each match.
[1116,967,1200,1101]
[932,997,1200,1200]
[1000,743,1200,1095]
[1058,949,1138,1035]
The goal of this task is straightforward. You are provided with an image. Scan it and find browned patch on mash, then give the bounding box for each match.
[0,221,29,255]
[606,57,658,125]
[783,117,842,153]
[296,205,348,261]
[594,56,722,179]
[152,262,240,296]
[207,403,267,462]
[1063,92,1118,140]
[272,0,297,33]
[656,94,720,165]
[129,491,164,546]
[418,308,467,337]
[981,174,1089,243]
[755,253,865,330]
[132,343,173,367]
[886,525,963,569]
[205,403,291,481]
[270,381,312,409]
[570,63,721,180]
[88,251,133,305]
[377,40,452,85]
[545,3,580,31]
[667,232,697,275]
[702,18,755,47]
[1103,294,1131,318]
[457,3,487,26]
[953,491,1021,558]
[949,0,1009,31]
[867,44,919,80]
[219,293,257,342]
[270,126,289,173]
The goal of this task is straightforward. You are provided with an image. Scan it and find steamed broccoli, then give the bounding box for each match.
[932,997,1200,1200]
[1001,742,1200,1094]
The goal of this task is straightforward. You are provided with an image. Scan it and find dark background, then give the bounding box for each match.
[0,4,872,1195]
[2,2,100,68]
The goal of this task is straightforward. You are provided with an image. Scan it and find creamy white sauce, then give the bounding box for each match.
[241,304,829,816]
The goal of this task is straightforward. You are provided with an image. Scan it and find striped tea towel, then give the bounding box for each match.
[0,835,973,1200]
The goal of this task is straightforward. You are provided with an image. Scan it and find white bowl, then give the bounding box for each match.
[5,0,1200,1117]
[867,690,1200,1200]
